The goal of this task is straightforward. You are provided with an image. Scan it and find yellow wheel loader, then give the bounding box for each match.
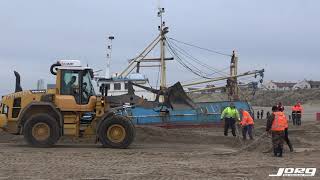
[0,60,135,148]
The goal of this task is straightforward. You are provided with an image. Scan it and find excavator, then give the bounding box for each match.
[0,60,135,148]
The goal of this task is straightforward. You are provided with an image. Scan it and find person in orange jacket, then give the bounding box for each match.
[239,109,254,140]
[291,102,304,126]
[266,106,289,157]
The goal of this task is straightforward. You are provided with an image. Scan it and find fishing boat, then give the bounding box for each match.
[95,8,264,127]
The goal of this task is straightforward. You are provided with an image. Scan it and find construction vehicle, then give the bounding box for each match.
[0,60,135,148]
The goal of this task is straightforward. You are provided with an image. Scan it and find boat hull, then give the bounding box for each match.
[120,101,253,128]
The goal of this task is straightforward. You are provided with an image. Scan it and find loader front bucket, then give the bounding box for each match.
[167,82,197,110]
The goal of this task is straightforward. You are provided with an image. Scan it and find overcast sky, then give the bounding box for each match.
[0,0,319,94]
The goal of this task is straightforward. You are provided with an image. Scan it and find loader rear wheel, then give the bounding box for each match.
[24,114,60,147]
[98,115,135,148]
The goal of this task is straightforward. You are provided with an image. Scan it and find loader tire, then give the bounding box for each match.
[97,115,135,148]
[23,114,60,147]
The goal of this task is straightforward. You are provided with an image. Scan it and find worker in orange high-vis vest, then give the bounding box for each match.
[266,106,289,157]
[291,102,304,126]
[239,109,254,140]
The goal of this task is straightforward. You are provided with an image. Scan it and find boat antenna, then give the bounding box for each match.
[106,35,115,78]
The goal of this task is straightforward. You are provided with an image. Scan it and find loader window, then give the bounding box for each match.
[12,97,21,118]
[82,70,95,104]
[61,70,80,104]
[2,104,8,117]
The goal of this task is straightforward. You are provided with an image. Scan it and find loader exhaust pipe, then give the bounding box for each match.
[14,71,22,92]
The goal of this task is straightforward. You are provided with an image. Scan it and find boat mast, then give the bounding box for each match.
[158,7,168,102]
[229,50,239,100]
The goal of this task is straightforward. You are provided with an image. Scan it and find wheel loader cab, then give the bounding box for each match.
[54,60,97,111]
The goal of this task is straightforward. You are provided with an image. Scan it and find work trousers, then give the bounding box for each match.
[272,131,285,157]
[296,114,302,126]
[292,112,302,126]
[242,124,254,140]
[292,113,296,125]
[224,117,236,136]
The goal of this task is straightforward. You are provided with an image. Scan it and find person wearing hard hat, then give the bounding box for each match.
[239,109,254,140]
[266,106,289,157]
[221,103,240,137]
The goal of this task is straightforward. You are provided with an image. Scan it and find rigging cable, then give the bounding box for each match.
[167,39,230,80]
[167,38,229,77]
[167,42,209,76]
[178,66,230,85]
[166,42,212,79]
[168,37,232,57]
[166,39,210,78]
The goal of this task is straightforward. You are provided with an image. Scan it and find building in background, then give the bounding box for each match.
[293,80,320,90]
[263,80,320,91]
[293,79,311,89]
[36,79,45,90]
[262,81,277,90]
[273,82,296,91]
[308,81,320,89]
[262,80,296,91]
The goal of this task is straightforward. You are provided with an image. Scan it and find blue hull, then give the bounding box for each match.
[120,101,253,127]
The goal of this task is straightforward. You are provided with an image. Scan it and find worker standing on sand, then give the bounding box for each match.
[279,106,294,152]
[291,102,303,126]
[239,109,254,140]
[257,110,260,119]
[266,111,271,119]
[266,106,288,157]
[291,104,298,125]
[221,103,240,137]
[296,103,303,126]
